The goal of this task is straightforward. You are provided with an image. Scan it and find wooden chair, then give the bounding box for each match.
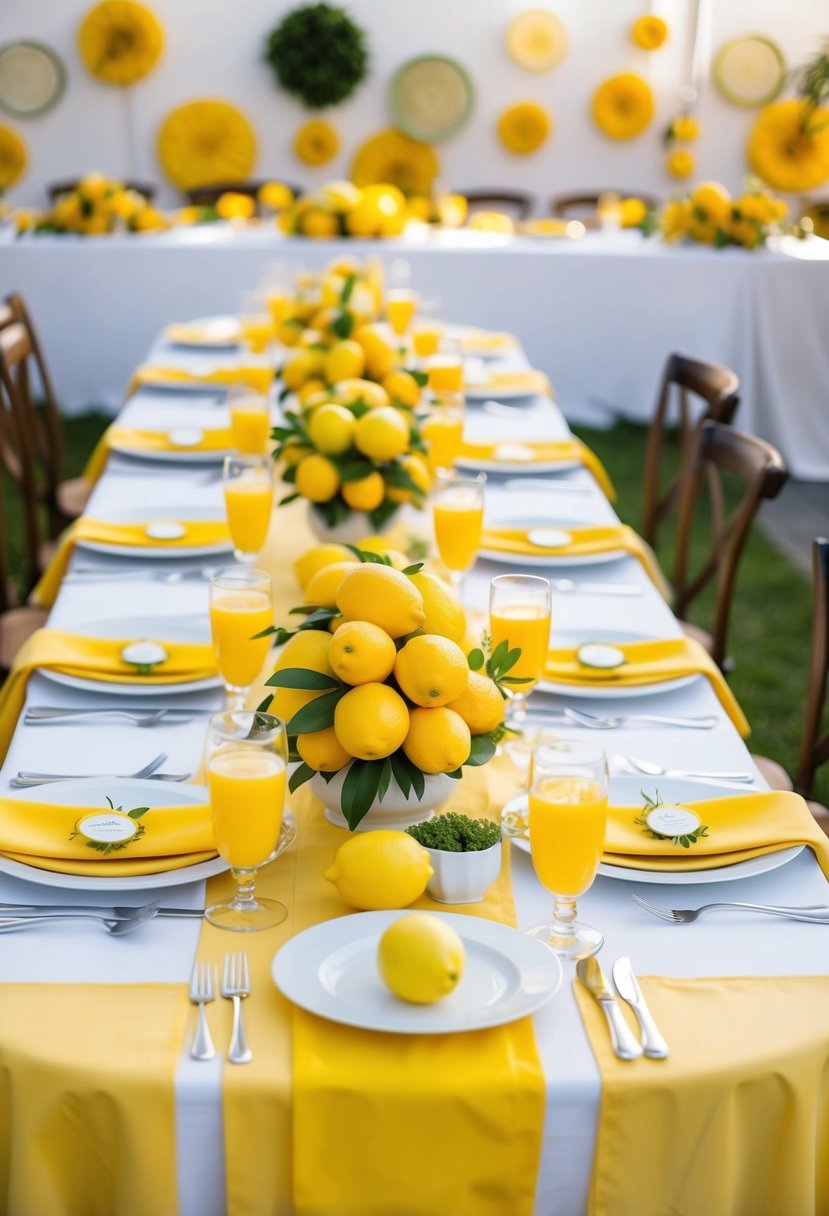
[672,421,788,671]
[2,295,91,534]
[550,190,660,222]
[47,179,157,203]
[642,353,740,547]
[462,190,534,220]
[184,181,303,208]
[795,539,829,818]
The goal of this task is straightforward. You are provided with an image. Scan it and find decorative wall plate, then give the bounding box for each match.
[0,41,66,117]
[713,36,786,108]
[391,56,474,143]
[506,9,568,73]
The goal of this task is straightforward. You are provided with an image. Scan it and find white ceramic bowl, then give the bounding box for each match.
[424,840,503,904]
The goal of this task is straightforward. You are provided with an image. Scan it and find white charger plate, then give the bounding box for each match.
[272,909,563,1034]
[503,777,803,885]
[75,506,233,561]
[480,515,624,567]
[537,629,698,701]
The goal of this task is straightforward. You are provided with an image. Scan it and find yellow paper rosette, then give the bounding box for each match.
[747,99,829,193]
[294,120,339,166]
[671,115,699,142]
[667,149,694,179]
[351,128,439,195]
[592,73,655,140]
[78,0,163,86]
[631,15,668,50]
[497,101,552,155]
[0,123,27,190]
[505,9,568,72]
[157,99,256,190]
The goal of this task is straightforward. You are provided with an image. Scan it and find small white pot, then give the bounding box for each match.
[306,504,401,544]
[308,765,455,831]
[424,840,503,904]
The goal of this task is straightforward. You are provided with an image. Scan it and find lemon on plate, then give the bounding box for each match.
[325,831,433,910]
[378,912,465,1003]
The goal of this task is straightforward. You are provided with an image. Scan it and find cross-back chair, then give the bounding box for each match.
[796,538,829,807]
[462,190,534,220]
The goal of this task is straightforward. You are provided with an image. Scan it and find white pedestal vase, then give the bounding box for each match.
[306,504,402,544]
[308,765,456,831]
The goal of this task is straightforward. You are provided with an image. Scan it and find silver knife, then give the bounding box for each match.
[612,957,670,1059]
[577,957,643,1060]
[0,903,203,919]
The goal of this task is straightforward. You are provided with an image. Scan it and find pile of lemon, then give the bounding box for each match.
[278,180,410,240]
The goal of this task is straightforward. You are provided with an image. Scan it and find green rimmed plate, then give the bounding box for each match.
[390,55,475,143]
[0,40,66,117]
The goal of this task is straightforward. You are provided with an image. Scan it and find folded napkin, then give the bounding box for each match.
[130,362,274,395]
[543,636,749,736]
[32,517,231,607]
[461,437,615,499]
[482,523,667,596]
[165,320,240,346]
[457,330,517,354]
[466,370,552,398]
[85,424,234,482]
[0,629,217,764]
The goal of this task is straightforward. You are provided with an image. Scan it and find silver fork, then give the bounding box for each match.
[618,754,754,783]
[222,952,252,1065]
[189,961,217,1060]
[632,893,829,925]
[11,752,191,786]
[566,708,718,730]
[0,903,159,934]
[25,708,169,728]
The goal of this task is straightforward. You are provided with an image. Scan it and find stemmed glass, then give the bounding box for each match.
[432,471,485,596]
[227,387,271,456]
[205,710,288,931]
[209,567,273,708]
[238,290,274,356]
[222,454,274,563]
[489,575,552,726]
[527,740,608,960]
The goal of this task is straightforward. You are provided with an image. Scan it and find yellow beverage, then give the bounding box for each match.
[266,292,290,328]
[428,358,464,393]
[489,607,551,690]
[208,749,286,869]
[224,478,274,553]
[422,412,464,472]
[230,401,271,455]
[412,324,441,358]
[240,317,274,354]
[387,291,417,336]
[434,500,483,572]
[210,589,273,688]
[529,777,607,896]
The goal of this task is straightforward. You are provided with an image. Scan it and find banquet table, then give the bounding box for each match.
[1,324,828,1216]
[3,223,829,478]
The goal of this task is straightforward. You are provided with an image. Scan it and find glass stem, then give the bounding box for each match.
[505,691,528,726]
[551,894,578,945]
[231,867,257,909]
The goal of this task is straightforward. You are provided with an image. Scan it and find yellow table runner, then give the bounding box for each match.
[130,362,274,395]
[482,523,669,597]
[468,370,552,397]
[85,425,234,482]
[461,438,616,499]
[575,974,829,1216]
[32,517,232,607]
[543,636,749,736]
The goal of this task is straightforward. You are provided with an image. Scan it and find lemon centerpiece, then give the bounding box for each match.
[378,912,465,1003]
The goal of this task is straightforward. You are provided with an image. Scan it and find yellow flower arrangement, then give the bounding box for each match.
[258,181,294,212]
[78,0,163,86]
[631,15,668,50]
[497,101,552,155]
[278,180,411,240]
[667,149,695,179]
[157,99,256,191]
[19,173,164,236]
[747,98,829,193]
[294,120,339,166]
[653,180,789,249]
[351,128,439,196]
[592,73,655,140]
[215,192,256,221]
[0,123,27,190]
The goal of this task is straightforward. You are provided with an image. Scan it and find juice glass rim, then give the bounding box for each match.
[223,452,273,474]
[207,709,286,747]
[435,469,486,491]
[209,565,271,593]
[490,573,551,595]
[531,738,607,779]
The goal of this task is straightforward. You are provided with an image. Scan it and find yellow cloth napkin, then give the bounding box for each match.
[0,629,217,764]
[457,329,517,354]
[130,362,273,395]
[165,320,241,346]
[482,523,668,597]
[468,370,552,397]
[543,636,750,736]
[32,517,232,607]
[575,974,829,1216]
[461,437,616,499]
[85,425,234,482]
[0,984,187,1216]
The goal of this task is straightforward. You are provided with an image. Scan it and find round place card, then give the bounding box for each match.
[145,520,186,540]
[167,427,203,448]
[77,812,139,844]
[527,527,571,548]
[121,641,169,669]
[577,642,626,669]
[494,442,535,463]
[645,805,701,838]
[0,41,66,117]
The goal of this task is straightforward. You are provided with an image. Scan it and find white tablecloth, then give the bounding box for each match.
[3,224,829,478]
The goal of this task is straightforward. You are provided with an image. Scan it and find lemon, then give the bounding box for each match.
[335,378,390,409]
[281,349,315,391]
[394,635,469,707]
[382,369,421,408]
[294,543,351,589]
[329,620,397,685]
[270,630,335,725]
[446,671,505,733]
[356,536,409,568]
[296,726,351,773]
[308,404,356,456]
[378,913,465,1003]
[295,454,341,503]
[387,453,432,505]
[336,564,425,638]
[403,707,471,773]
[304,560,360,608]
[276,318,303,346]
[325,832,433,910]
[407,570,465,642]
[342,471,386,512]
[345,203,382,238]
[302,207,339,238]
[353,325,398,380]
[281,439,313,468]
[324,340,365,385]
[691,181,732,226]
[334,683,410,760]
[354,407,410,461]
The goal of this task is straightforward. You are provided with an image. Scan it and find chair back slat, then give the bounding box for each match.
[550,191,660,219]
[0,357,43,599]
[795,538,829,798]
[463,190,534,219]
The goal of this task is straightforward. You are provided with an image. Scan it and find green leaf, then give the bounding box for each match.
[340,759,383,830]
[337,459,375,483]
[378,757,393,803]
[312,498,351,529]
[279,492,301,506]
[488,639,510,673]
[341,273,357,304]
[390,750,412,797]
[127,806,150,819]
[348,398,372,419]
[288,763,316,794]
[465,735,496,767]
[251,624,278,639]
[502,675,534,685]
[284,686,349,734]
[402,563,423,575]
[267,668,342,690]
[467,648,485,671]
[257,693,275,713]
[404,367,429,387]
[369,500,400,532]
[445,768,463,780]
[331,311,353,340]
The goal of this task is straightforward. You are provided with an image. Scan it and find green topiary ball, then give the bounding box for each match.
[265,3,369,109]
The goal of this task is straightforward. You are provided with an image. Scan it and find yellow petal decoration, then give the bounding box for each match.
[506,9,568,72]
[592,73,655,140]
[747,98,829,193]
[157,99,256,190]
[294,120,339,166]
[351,128,439,196]
[667,149,694,179]
[0,123,27,189]
[671,115,699,142]
[631,15,668,50]
[497,101,552,155]
[78,0,163,86]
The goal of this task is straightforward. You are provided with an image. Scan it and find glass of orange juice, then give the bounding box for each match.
[228,388,271,455]
[209,567,273,706]
[386,288,419,336]
[239,290,275,356]
[527,740,608,960]
[205,710,289,931]
[422,394,465,473]
[412,321,442,360]
[223,454,274,562]
[489,575,552,725]
[432,471,485,594]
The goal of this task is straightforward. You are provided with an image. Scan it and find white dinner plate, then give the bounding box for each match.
[165,316,241,350]
[40,614,222,697]
[109,430,232,464]
[503,777,803,885]
[480,515,624,567]
[457,452,580,475]
[537,629,699,700]
[75,506,233,560]
[272,909,563,1034]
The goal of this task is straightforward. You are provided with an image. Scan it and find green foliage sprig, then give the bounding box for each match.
[634,789,710,850]
[265,3,369,109]
[406,813,501,853]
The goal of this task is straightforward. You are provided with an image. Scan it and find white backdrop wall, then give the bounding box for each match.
[1,0,825,210]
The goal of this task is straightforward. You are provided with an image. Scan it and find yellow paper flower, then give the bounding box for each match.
[671,115,700,142]
[0,124,27,190]
[258,181,294,211]
[592,74,654,140]
[78,0,163,86]
[351,128,439,196]
[667,149,694,179]
[747,99,829,193]
[294,120,339,166]
[631,15,668,50]
[216,191,255,220]
[157,99,257,190]
[619,197,647,227]
[497,101,552,155]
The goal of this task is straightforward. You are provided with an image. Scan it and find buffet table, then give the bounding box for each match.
[3,224,829,478]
